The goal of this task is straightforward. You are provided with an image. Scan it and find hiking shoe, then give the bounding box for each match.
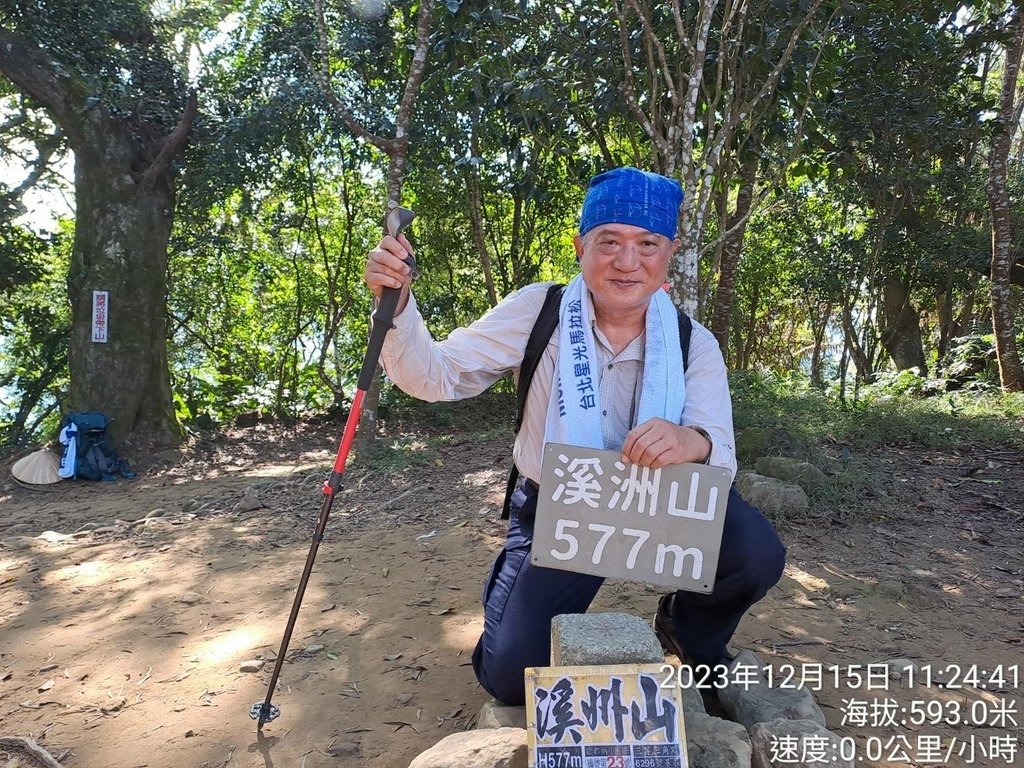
[653,594,736,690]
[653,593,688,661]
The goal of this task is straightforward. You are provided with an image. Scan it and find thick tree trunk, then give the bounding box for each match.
[986,7,1024,391]
[710,147,757,354]
[0,28,191,450]
[879,277,928,374]
[67,122,183,448]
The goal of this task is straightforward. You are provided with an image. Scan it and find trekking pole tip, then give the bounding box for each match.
[249,701,280,728]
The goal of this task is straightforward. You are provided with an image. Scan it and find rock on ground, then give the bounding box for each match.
[408,727,527,768]
[683,686,706,715]
[477,700,527,729]
[719,651,826,730]
[733,473,808,518]
[685,712,752,768]
[749,718,852,768]
[235,487,263,512]
[753,458,829,494]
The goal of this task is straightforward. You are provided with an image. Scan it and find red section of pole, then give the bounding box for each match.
[332,388,366,476]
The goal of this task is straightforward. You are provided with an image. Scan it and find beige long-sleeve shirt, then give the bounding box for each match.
[378,281,737,483]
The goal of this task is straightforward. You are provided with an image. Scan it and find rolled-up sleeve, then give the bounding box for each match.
[680,321,738,480]
[377,284,552,402]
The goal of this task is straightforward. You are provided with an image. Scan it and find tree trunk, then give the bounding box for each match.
[879,277,928,374]
[0,28,191,450]
[710,147,757,354]
[841,303,873,383]
[466,123,498,307]
[809,301,833,389]
[67,122,183,448]
[986,6,1024,391]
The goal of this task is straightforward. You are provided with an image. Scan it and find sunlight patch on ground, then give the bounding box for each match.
[439,615,481,652]
[778,623,812,639]
[248,462,322,478]
[784,564,829,592]
[462,468,503,487]
[46,559,110,587]
[187,627,265,665]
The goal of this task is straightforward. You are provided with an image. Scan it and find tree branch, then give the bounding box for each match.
[0,125,63,209]
[0,28,86,143]
[140,90,198,189]
[393,0,436,144]
[307,0,397,154]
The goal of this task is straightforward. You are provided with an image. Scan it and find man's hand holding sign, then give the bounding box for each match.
[621,418,712,468]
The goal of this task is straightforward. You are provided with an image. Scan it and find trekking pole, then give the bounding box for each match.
[249,202,417,729]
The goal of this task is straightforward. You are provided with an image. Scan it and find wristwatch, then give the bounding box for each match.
[688,426,713,464]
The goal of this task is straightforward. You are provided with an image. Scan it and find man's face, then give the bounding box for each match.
[574,223,678,318]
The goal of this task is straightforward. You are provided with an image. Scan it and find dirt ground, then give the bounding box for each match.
[1,402,1022,768]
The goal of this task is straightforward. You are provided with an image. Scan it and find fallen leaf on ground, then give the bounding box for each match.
[385,721,419,733]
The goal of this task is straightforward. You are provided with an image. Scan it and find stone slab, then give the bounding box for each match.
[550,612,665,666]
[408,727,527,768]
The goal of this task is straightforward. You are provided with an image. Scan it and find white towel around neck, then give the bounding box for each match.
[542,274,685,451]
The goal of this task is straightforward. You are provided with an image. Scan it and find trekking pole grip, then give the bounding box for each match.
[356,203,416,392]
[357,289,400,390]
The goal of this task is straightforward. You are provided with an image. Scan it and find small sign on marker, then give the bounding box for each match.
[91,290,109,343]
[525,664,689,768]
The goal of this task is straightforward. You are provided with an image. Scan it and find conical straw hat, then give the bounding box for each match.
[11,449,62,485]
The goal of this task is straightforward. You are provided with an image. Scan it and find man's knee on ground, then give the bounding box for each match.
[476,641,537,706]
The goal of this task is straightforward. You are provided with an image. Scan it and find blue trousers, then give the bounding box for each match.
[471,482,786,705]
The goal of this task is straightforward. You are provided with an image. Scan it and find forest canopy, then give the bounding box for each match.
[1,0,1023,450]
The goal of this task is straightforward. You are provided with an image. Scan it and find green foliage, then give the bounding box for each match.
[1,0,191,126]
[0,221,71,449]
[3,0,1024,449]
[732,370,1024,453]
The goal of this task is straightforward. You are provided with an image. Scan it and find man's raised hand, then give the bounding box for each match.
[364,233,415,311]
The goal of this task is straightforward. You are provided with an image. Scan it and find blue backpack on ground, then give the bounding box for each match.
[58,412,134,481]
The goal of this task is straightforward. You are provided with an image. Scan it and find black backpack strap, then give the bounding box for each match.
[678,311,693,373]
[500,289,693,520]
[502,283,565,519]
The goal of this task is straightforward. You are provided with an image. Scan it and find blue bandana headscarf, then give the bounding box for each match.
[579,167,684,240]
